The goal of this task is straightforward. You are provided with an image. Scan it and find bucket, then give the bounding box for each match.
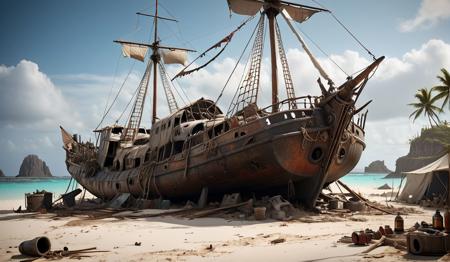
[19,236,51,257]
[254,207,266,220]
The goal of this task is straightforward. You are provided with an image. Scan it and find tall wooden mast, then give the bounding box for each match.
[151,0,159,124]
[266,6,279,112]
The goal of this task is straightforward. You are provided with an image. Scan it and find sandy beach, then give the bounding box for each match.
[0,185,446,262]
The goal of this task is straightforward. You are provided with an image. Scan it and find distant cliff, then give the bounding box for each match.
[0,169,5,177]
[394,125,450,173]
[16,155,53,177]
[364,160,392,173]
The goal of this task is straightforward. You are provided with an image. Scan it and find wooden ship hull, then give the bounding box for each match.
[61,0,384,208]
[65,112,365,207]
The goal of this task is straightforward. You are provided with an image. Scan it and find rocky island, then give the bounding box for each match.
[364,160,392,173]
[16,154,53,178]
[394,125,450,174]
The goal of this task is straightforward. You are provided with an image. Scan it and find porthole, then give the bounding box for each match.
[284,114,288,119]
[115,183,121,190]
[266,118,271,125]
[310,147,324,163]
[290,112,296,119]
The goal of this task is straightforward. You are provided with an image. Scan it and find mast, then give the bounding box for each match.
[266,7,279,112]
[151,0,159,124]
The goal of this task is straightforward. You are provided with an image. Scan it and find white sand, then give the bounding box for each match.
[0,185,444,262]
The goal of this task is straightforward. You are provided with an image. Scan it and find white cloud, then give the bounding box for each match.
[0,60,84,130]
[399,0,450,32]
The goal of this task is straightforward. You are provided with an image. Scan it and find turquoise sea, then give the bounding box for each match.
[0,173,401,201]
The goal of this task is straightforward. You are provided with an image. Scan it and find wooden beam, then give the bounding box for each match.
[136,12,178,22]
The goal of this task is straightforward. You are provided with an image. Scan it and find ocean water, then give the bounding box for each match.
[0,177,75,200]
[341,173,402,189]
[0,173,401,201]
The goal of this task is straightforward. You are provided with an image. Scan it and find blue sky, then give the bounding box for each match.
[1,0,450,176]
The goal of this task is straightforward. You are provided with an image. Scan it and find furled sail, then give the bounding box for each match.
[282,5,320,23]
[227,0,262,16]
[228,0,325,23]
[163,50,187,66]
[121,43,148,62]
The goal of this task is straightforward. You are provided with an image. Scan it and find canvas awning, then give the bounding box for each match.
[403,153,450,175]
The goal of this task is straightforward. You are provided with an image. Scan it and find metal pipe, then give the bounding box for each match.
[19,236,51,257]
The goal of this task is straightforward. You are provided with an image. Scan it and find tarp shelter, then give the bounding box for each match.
[398,153,450,204]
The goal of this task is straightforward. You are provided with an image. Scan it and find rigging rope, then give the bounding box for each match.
[210,14,260,120]
[311,0,376,60]
[172,15,256,80]
[295,25,349,77]
[95,60,136,130]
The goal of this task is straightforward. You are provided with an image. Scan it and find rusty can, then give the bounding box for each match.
[384,225,393,235]
[433,210,444,230]
[394,212,404,233]
[351,231,372,245]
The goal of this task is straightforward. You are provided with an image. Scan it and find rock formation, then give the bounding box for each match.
[0,169,5,177]
[16,155,53,177]
[364,160,392,173]
[394,125,450,174]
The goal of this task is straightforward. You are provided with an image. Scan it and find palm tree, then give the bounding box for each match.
[409,88,442,126]
[433,68,450,110]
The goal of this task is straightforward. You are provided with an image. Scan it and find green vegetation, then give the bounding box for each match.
[409,68,449,127]
[433,68,450,110]
[410,125,450,147]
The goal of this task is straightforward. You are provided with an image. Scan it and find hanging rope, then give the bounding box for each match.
[311,0,376,60]
[212,14,260,118]
[95,60,136,130]
[172,15,255,80]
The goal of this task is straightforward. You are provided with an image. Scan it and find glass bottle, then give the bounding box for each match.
[433,210,444,230]
[394,212,404,233]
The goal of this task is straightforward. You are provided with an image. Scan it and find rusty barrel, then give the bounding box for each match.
[352,231,372,245]
[26,192,52,211]
[19,236,51,257]
[254,207,266,220]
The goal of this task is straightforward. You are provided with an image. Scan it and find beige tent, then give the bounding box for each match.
[398,152,450,204]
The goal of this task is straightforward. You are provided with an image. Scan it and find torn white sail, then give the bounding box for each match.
[227,0,262,16]
[227,0,323,22]
[121,43,148,62]
[281,10,333,84]
[282,5,320,23]
[163,50,187,66]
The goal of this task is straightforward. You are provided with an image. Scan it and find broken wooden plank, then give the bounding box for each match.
[188,200,251,219]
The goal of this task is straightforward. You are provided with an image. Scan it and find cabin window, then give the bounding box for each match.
[114,161,121,171]
[173,141,184,155]
[135,158,141,168]
[145,149,151,162]
[191,123,204,135]
[163,142,172,159]
[181,112,187,123]
[290,112,296,119]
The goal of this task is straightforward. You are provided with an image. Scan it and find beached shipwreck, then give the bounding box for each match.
[61,0,383,208]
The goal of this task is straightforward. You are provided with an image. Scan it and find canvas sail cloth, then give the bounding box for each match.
[163,50,187,66]
[227,0,322,23]
[121,43,148,62]
[398,152,450,204]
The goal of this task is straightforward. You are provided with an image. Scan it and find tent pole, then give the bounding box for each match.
[447,151,450,206]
